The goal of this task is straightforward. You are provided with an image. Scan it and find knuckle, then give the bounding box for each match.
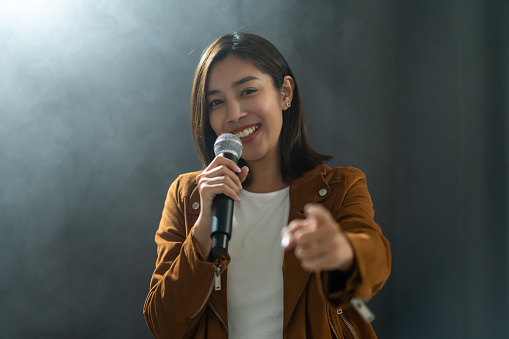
[332,234,342,245]
[304,261,316,271]
[294,231,303,241]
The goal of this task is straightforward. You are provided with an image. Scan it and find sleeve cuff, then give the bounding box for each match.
[318,263,361,308]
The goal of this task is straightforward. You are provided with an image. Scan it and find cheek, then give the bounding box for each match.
[208,110,223,135]
[265,105,284,130]
[254,97,283,123]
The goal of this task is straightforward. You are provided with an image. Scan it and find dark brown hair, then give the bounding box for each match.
[191,32,331,183]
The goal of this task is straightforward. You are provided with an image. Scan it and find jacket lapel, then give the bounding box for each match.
[282,164,332,330]
[282,209,309,330]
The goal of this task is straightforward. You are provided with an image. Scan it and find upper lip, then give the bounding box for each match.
[228,123,260,134]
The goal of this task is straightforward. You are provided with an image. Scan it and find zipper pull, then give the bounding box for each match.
[350,297,375,323]
[214,264,221,291]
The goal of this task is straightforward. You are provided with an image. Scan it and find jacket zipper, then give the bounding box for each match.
[326,304,339,339]
[209,301,228,334]
[214,264,221,290]
[189,263,221,319]
[210,264,227,332]
[338,308,358,339]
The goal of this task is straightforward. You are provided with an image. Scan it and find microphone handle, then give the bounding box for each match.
[210,152,238,257]
[210,194,234,256]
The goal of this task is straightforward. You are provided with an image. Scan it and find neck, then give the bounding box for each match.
[243,157,287,193]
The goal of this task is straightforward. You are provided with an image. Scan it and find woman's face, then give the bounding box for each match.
[206,54,290,164]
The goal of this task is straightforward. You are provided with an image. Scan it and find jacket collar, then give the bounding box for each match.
[288,163,331,212]
[187,164,332,215]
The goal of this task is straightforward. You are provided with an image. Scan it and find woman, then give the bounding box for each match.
[144,33,391,339]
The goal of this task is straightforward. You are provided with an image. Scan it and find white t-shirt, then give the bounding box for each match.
[227,186,290,339]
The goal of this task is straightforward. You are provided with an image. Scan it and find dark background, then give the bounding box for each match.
[1,1,507,338]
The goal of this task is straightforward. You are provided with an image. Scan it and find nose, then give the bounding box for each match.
[226,100,245,122]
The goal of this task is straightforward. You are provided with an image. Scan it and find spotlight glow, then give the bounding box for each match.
[0,0,64,27]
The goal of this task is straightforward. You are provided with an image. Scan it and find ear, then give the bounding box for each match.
[280,76,295,111]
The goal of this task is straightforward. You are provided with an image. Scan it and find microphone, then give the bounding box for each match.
[210,133,243,257]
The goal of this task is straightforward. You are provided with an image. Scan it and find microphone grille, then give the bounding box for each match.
[214,133,243,161]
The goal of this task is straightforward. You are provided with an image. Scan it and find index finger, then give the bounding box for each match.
[303,203,337,229]
[281,219,309,249]
[208,155,242,173]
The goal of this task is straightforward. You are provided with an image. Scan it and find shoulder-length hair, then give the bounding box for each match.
[191,32,331,183]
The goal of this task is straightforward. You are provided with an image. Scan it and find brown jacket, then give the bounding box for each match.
[144,164,391,338]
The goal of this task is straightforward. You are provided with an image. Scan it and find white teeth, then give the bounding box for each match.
[235,125,259,139]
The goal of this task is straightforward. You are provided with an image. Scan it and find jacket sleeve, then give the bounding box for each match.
[318,167,391,308]
[143,175,217,338]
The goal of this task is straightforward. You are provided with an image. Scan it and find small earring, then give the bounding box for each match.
[286,101,292,108]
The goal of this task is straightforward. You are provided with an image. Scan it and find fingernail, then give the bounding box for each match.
[235,165,241,173]
[281,234,290,248]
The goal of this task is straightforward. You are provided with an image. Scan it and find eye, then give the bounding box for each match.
[209,99,223,107]
[241,89,257,96]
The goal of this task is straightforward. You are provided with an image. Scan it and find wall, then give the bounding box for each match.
[0,0,507,338]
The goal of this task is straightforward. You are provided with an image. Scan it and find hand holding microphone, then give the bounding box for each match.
[193,134,247,259]
[209,134,243,256]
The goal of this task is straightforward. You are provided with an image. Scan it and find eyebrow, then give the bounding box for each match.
[205,76,259,97]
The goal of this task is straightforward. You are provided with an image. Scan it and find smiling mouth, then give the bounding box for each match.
[234,125,260,139]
